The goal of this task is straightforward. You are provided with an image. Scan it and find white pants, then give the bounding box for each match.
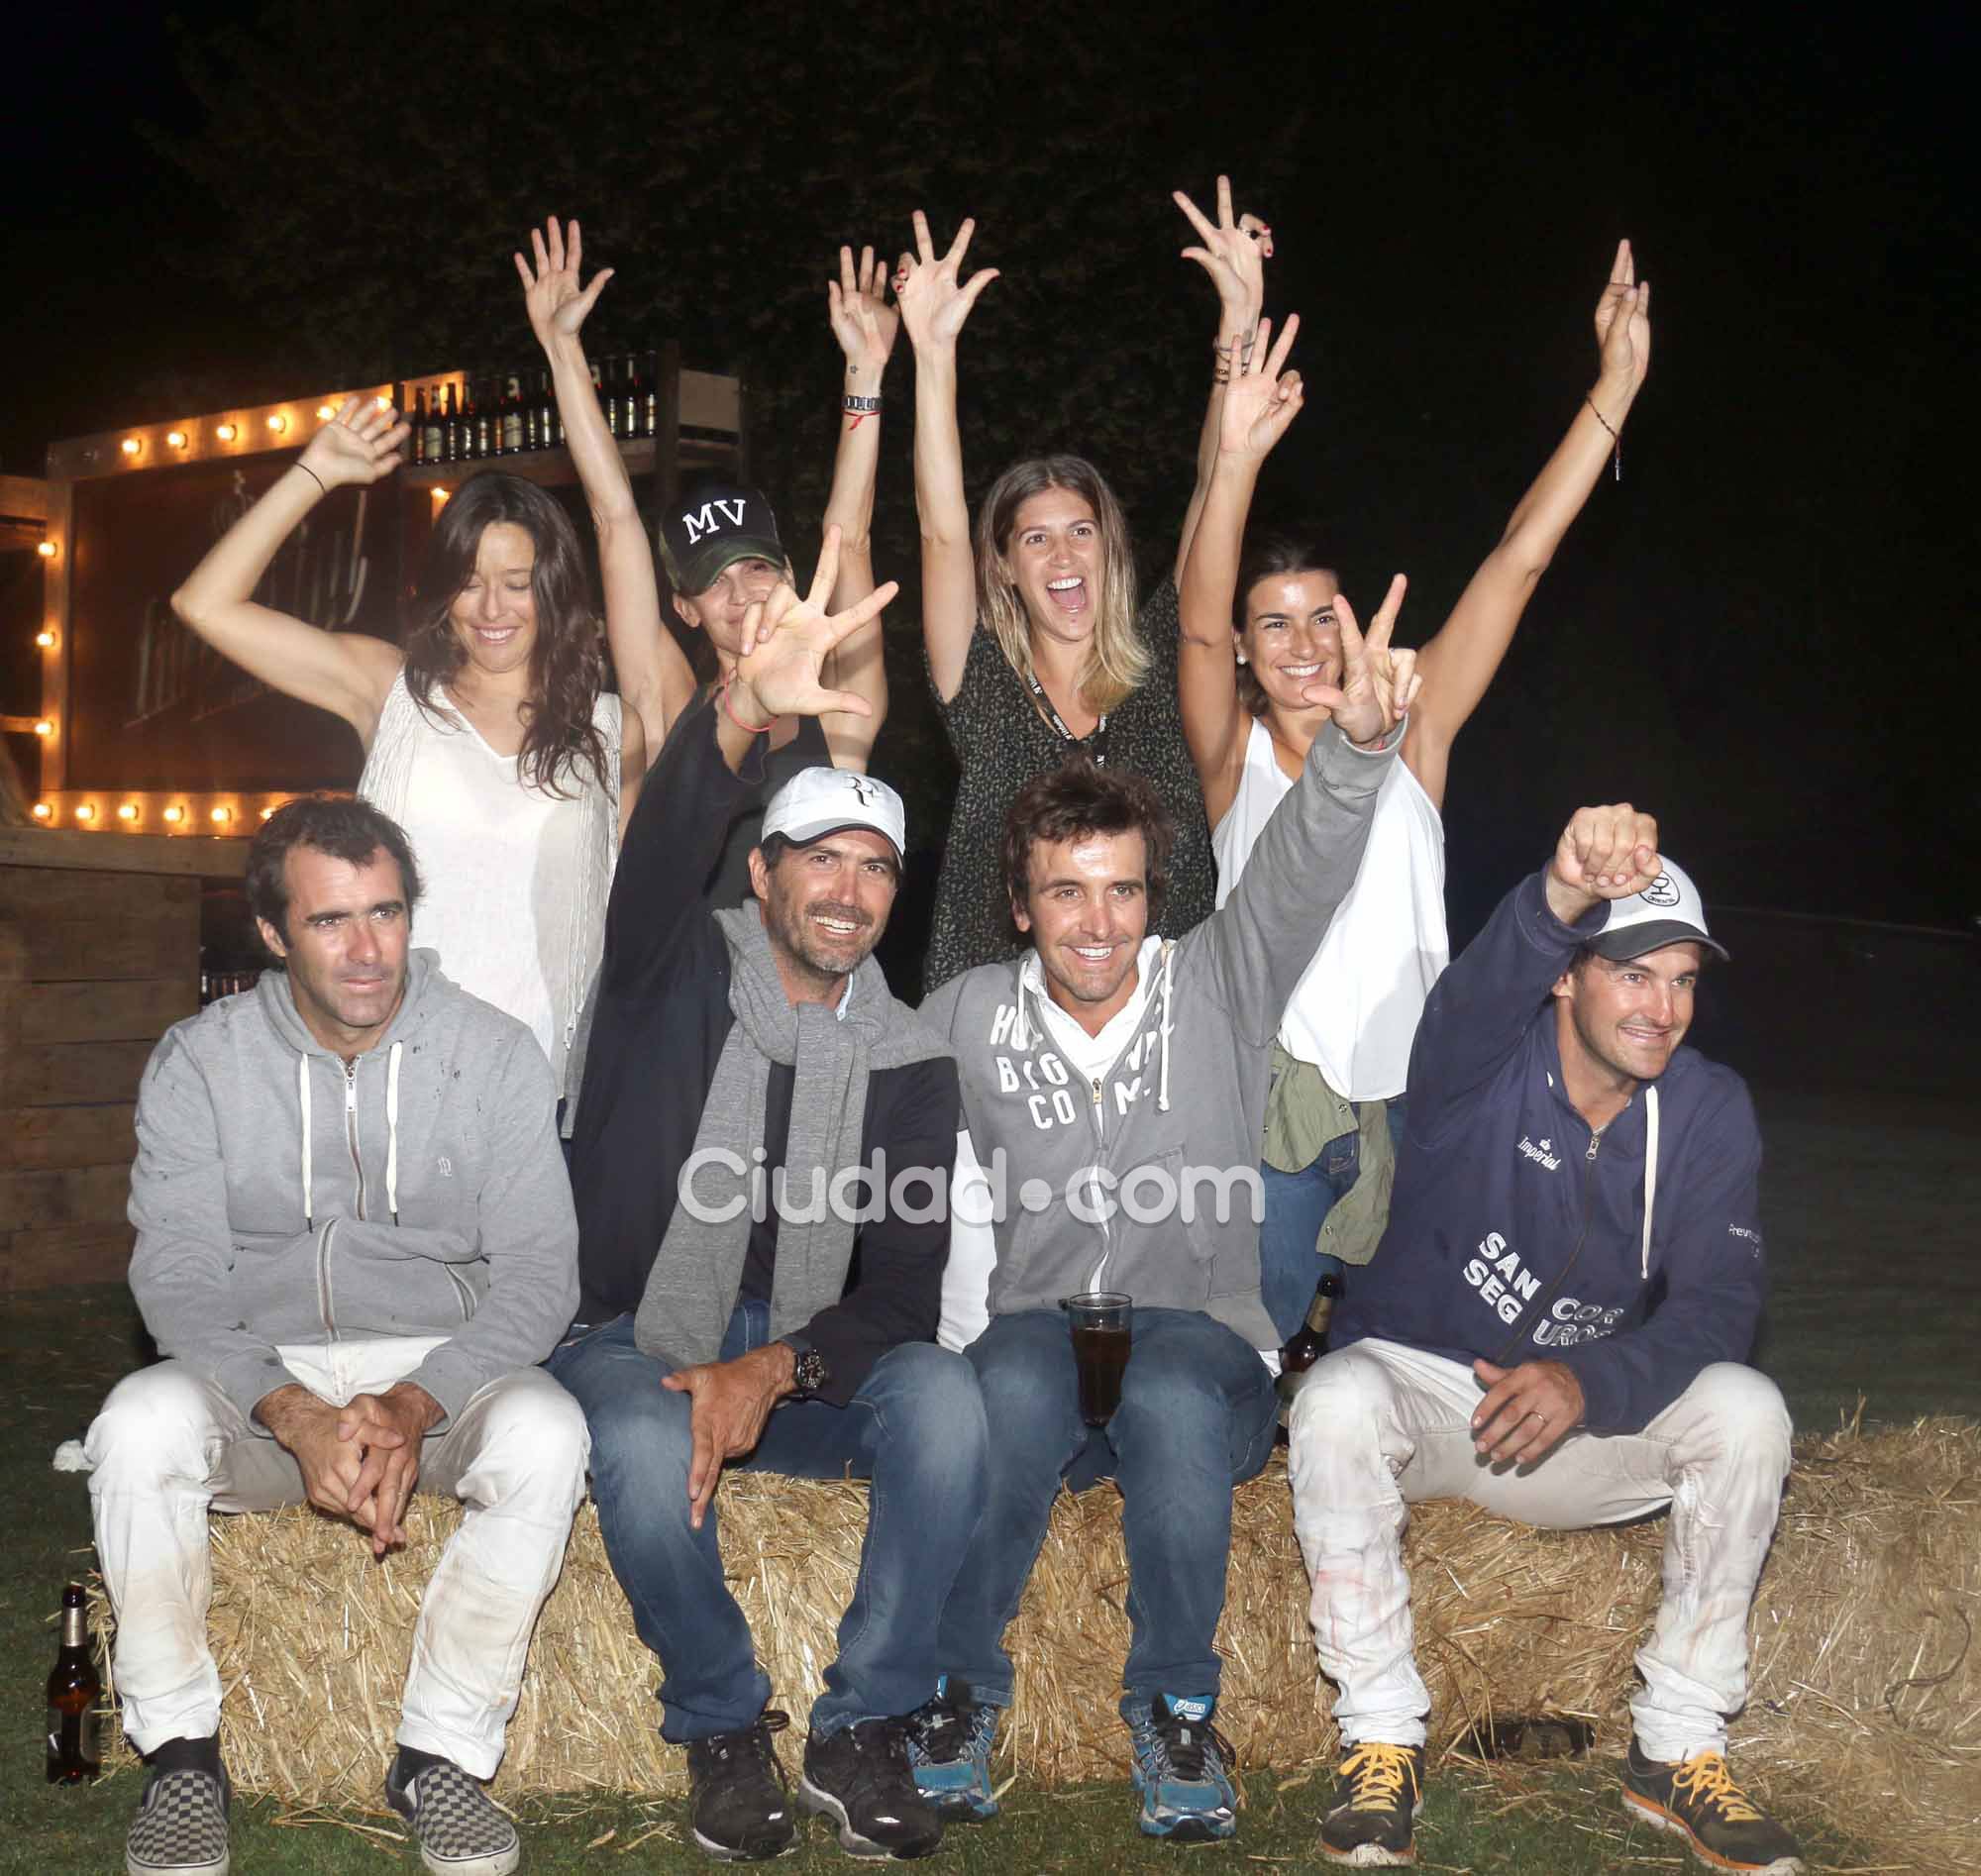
[85,1340,588,1778]
[1286,1339,1792,1762]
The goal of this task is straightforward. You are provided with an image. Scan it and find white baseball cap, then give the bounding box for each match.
[1588,856,1729,963]
[760,768,906,863]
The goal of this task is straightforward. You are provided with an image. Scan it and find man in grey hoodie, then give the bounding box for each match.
[85,794,586,1876]
[904,586,1418,1844]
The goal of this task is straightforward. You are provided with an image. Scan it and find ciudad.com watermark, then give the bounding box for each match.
[678,1147,1264,1228]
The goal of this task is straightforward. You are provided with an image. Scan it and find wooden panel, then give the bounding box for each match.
[0,474,50,522]
[20,979,195,1045]
[20,908,198,984]
[0,828,248,878]
[0,1164,130,1231]
[2,1039,154,1107]
[0,1105,137,1171]
[0,869,197,919]
[1,1222,133,1291]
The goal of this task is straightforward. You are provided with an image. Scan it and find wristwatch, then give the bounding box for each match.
[784,1337,829,1401]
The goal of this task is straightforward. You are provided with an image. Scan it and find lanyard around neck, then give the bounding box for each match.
[1024,669,1109,767]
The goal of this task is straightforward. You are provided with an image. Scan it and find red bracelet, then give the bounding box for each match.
[719,678,774,736]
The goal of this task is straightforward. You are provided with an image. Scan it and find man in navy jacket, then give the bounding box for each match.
[1288,804,1803,1875]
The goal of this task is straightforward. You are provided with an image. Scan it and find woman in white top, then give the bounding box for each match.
[1178,243,1653,1344]
[171,219,696,1100]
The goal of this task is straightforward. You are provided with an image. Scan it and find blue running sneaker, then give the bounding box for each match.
[1125,1694,1238,1842]
[902,1676,999,1823]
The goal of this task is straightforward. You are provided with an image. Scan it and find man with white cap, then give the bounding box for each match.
[1288,803,1804,1874]
[553,537,981,1864]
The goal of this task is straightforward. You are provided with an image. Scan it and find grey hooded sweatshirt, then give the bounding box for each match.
[918,720,1401,1351]
[127,948,578,1431]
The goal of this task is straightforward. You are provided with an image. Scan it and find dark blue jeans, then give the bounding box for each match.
[1258,1094,1410,1345]
[933,1307,1278,1712]
[549,1307,987,1741]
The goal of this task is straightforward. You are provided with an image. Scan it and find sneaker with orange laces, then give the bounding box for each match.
[1621,1740,1805,1873]
[1318,1741,1423,1866]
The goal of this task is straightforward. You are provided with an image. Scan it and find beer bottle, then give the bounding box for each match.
[1280,1269,1343,1376]
[440,383,460,462]
[500,374,525,456]
[408,387,429,466]
[421,387,445,466]
[46,1583,102,1785]
[620,354,646,438]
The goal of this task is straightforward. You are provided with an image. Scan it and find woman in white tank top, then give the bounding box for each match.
[1177,244,1654,1345]
[168,220,708,1098]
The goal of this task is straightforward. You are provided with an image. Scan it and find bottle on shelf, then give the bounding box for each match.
[619,354,646,439]
[46,1582,102,1786]
[408,387,429,466]
[524,368,549,454]
[500,374,525,456]
[440,383,460,462]
[422,385,445,465]
[642,349,660,439]
[591,360,615,439]
[471,377,494,460]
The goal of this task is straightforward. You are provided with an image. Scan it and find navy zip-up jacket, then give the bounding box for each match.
[1332,867,1767,1433]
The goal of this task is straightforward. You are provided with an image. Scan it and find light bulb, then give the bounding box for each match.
[209,806,233,826]
[74,803,96,823]
[38,541,56,560]
[166,430,188,449]
[317,404,337,421]
[265,414,288,435]
[36,629,55,647]
[33,719,53,737]
[216,423,238,442]
[32,802,52,821]
[375,394,392,410]
[117,803,140,823]
[260,805,276,820]
[120,438,142,457]
[162,805,185,825]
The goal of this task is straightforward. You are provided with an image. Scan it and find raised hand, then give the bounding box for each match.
[297,396,408,491]
[1216,313,1304,462]
[1307,576,1418,746]
[893,212,999,354]
[735,526,899,721]
[514,215,614,350]
[1549,803,1662,904]
[1593,238,1651,394]
[1174,173,1272,330]
[828,244,900,374]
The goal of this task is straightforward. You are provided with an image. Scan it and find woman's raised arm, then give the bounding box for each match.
[1171,174,1271,587]
[1178,316,1306,829]
[169,401,409,744]
[815,243,900,768]
[895,211,999,703]
[1406,240,1653,809]
[517,216,695,774]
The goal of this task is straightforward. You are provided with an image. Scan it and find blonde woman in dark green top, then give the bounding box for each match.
[895,184,1272,988]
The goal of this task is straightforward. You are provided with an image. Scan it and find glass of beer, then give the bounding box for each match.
[1063,1292,1132,1426]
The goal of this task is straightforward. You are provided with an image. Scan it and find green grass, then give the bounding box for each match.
[13,1060,1970,1872]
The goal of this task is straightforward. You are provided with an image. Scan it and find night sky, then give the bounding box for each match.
[7,4,1974,934]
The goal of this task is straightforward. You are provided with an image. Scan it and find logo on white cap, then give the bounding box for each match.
[761,767,907,859]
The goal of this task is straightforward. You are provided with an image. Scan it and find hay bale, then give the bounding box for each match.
[90,1419,1981,1869]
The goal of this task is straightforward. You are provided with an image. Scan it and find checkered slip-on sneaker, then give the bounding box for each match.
[384,1756,521,1876]
[126,1764,231,1876]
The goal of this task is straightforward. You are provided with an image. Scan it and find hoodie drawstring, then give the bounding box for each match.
[1156,940,1176,1112]
[385,1040,402,1225]
[297,1055,314,1231]
[1640,1084,1659,1280]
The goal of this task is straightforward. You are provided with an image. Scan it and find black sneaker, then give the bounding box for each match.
[126,1751,232,1876]
[902,1675,999,1822]
[1318,1741,1423,1867]
[798,1718,943,1859]
[384,1753,520,1876]
[1621,1739,1806,1873]
[683,1711,795,1862]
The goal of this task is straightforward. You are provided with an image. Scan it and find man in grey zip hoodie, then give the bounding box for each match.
[903,588,1417,1843]
[85,795,584,1876]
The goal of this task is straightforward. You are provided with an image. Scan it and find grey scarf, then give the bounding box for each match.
[634,902,949,1369]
